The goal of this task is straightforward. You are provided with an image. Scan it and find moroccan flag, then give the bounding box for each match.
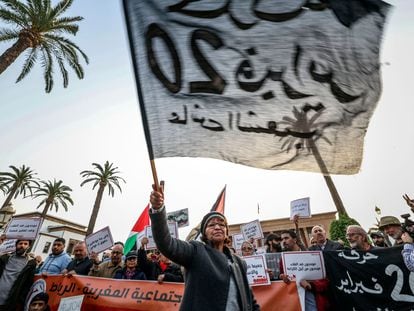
[186,185,226,241]
[124,0,390,175]
[124,204,150,254]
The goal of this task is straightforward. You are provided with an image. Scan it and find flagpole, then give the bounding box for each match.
[309,138,348,216]
[150,159,160,191]
[123,3,161,191]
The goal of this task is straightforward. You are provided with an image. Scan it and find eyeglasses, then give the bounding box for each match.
[242,247,253,251]
[207,222,226,229]
[111,251,122,255]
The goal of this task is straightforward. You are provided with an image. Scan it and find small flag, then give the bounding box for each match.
[124,204,150,254]
[186,185,226,241]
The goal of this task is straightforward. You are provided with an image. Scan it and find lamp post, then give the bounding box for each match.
[0,203,16,230]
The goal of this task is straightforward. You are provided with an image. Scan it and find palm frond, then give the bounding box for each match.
[0,28,19,42]
[50,0,73,19]
[51,47,68,87]
[16,48,38,82]
[0,8,28,28]
[40,46,54,93]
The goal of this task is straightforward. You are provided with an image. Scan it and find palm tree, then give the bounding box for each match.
[280,105,348,216]
[0,164,39,208]
[80,161,126,236]
[0,0,89,92]
[33,179,73,219]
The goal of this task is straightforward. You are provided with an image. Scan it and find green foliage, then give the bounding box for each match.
[329,213,360,247]
[33,179,74,213]
[80,161,126,197]
[0,0,88,92]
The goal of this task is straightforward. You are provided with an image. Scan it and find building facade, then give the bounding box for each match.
[10,212,87,259]
[228,211,337,249]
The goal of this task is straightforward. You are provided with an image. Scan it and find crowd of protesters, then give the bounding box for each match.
[1,190,414,310]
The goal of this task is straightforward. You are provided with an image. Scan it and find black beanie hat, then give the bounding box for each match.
[200,211,227,236]
[31,292,49,304]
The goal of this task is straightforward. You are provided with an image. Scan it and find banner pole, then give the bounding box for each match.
[150,159,160,191]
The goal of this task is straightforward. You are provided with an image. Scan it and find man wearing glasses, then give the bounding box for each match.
[89,244,123,278]
[346,225,375,251]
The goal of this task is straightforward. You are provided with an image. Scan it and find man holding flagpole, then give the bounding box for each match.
[150,183,260,311]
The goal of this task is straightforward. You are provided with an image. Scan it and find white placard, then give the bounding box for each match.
[145,222,179,250]
[5,217,42,240]
[232,233,245,250]
[240,219,264,241]
[244,255,271,286]
[290,197,311,219]
[0,239,17,254]
[281,251,325,281]
[85,226,114,254]
[255,246,267,255]
[167,208,189,228]
[58,295,84,311]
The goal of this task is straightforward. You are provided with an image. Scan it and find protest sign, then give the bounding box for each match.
[0,239,17,254]
[5,217,42,240]
[244,255,271,286]
[58,295,84,311]
[85,226,114,254]
[145,222,178,250]
[290,198,311,219]
[241,219,264,241]
[282,251,325,281]
[265,253,282,278]
[167,208,189,228]
[232,233,245,250]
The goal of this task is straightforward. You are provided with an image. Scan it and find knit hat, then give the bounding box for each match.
[15,239,32,246]
[370,231,384,238]
[125,251,138,260]
[31,292,49,304]
[200,211,227,236]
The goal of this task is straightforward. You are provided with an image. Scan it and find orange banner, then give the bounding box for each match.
[30,275,300,311]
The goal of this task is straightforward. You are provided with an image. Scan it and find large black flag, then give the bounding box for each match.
[124,0,390,174]
[324,247,414,310]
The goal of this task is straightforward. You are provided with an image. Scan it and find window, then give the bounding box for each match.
[42,242,51,254]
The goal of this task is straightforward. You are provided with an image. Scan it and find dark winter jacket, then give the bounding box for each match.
[113,267,147,280]
[150,207,260,311]
[0,253,37,310]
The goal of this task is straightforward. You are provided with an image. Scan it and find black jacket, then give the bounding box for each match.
[308,239,344,251]
[150,207,260,311]
[0,253,36,310]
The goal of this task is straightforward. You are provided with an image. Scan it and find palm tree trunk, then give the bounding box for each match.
[1,185,17,208]
[308,139,348,217]
[86,184,106,236]
[40,202,52,219]
[0,36,32,75]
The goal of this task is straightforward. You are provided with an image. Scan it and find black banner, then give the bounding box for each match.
[324,247,414,311]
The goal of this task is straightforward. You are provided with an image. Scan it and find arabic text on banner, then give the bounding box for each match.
[124,0,390,174]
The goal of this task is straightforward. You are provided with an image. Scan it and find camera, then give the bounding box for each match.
[401,213,414,240]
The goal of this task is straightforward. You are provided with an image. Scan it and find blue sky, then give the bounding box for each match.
[0,0,413,242]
